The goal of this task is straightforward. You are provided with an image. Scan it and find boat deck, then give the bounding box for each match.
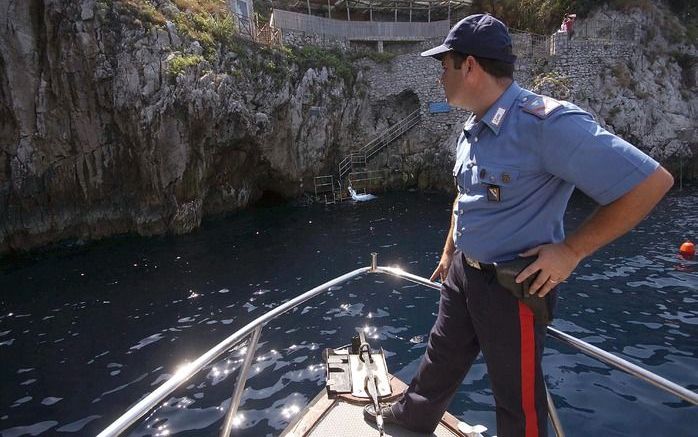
[282,375,476,437]
[305,402,461,436]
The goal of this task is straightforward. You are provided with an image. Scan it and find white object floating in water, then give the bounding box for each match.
[348,186,376,202]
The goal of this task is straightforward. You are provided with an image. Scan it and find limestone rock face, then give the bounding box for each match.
[0,0,374,253]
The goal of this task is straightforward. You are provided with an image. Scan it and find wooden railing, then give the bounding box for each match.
[232,12,281,46]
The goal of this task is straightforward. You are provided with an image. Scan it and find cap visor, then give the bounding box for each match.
[420,44,451,58]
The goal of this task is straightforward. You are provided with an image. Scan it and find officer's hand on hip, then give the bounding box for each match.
[515,243,581,297]
[430,251,454,283]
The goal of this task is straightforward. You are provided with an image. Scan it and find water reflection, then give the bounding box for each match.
[0,191,697,435]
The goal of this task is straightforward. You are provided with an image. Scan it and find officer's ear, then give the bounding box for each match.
[461,55,476,77]
[466,55,479,73]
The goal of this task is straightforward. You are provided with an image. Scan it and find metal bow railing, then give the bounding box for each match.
[98,253,698,437]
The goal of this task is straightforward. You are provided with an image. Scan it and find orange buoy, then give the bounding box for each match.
[679,241,695,259]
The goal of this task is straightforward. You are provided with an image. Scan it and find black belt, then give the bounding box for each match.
[464,255,495,271]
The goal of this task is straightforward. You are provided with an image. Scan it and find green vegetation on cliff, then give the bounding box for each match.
[101,1,378,84]
[169,54,206,76]
[101,0,237,61]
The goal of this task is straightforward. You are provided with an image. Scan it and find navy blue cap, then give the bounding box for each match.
[421,14,516,64]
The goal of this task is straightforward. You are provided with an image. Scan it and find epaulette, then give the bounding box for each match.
[521,95,563,119]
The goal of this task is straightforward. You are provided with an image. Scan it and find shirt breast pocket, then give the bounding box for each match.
[474,164,521,201]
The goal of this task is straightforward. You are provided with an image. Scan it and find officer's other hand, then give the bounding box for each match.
[430,252,453,283]
[515,243,581,297]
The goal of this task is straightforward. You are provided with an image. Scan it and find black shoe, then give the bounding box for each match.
[363,403,403,426]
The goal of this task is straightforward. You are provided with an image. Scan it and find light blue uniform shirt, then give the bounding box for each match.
[453,82,658,263]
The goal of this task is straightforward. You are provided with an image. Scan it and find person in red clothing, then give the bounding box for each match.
[562,14,576,40]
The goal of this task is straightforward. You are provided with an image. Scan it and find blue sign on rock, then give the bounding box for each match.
[429,102,451,113]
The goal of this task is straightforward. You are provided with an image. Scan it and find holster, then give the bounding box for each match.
[494,256,554,324]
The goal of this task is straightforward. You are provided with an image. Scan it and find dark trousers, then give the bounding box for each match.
[394,251,550,436]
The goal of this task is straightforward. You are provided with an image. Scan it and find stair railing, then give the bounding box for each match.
[337,109,421,180]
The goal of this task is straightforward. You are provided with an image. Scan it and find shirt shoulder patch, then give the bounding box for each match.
[521,95,563,119]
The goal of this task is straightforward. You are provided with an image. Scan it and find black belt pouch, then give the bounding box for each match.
[494,256,555,324]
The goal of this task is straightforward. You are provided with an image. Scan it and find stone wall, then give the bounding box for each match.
[546,31,640,96]
[361,37,467,137]
[282,29,350,51]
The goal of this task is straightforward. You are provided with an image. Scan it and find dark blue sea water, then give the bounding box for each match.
[1,189,696,437]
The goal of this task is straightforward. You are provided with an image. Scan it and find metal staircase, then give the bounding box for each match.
[338,108,421,180]
[314,108,421,204]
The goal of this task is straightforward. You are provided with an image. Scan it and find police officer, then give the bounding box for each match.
[364,13,674,436]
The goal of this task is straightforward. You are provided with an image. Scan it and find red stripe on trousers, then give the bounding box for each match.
[519,301,539,437]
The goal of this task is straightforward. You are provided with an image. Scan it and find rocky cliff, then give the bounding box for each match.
[0,0,407,254]
[0,1,696,255]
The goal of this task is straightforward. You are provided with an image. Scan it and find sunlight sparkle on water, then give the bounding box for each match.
[363,325,378,336]
[232,414,244,427]
[282,404,300,419]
